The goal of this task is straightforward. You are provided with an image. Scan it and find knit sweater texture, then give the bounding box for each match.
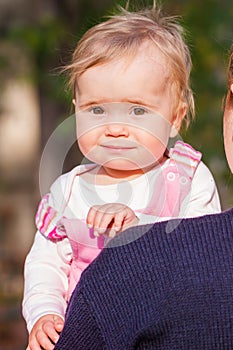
[55,209,233,349]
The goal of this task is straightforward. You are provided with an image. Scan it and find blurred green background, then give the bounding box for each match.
[0,0,232,349]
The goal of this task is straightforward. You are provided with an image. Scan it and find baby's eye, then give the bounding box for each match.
[89,106,105,115]
[132,107,147,116]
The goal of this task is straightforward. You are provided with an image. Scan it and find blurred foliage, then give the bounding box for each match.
[177,0,233,207]
[0,0,233,206]
[2,17,70,104]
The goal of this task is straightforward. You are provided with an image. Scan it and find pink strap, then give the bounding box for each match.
[35,194,66,241]
[138,141,202,217]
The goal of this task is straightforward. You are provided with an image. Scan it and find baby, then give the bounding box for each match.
[23,2,221,350]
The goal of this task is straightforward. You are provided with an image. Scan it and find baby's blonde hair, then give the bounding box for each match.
[66,1,194,127]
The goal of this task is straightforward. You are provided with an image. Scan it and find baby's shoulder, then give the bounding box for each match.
[50,164,96,192]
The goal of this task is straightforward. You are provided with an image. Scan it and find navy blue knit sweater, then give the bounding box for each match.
[55,209,233,349]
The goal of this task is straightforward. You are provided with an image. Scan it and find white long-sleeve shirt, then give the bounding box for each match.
[22,160,221,332]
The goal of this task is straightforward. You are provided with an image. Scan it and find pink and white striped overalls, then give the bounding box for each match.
[35,141,202,298]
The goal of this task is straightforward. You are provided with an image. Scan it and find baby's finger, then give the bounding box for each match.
[53,315,64,333]
[96,211,117,235]
[28,335,43,350]
[86,205,100,228]
[36,328,55,350]
[42,321,60,345]
[112,209,127,231]
[113,208,138,231]
[88,206,113,235]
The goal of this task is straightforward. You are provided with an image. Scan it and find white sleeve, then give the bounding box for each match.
[180,161,221,217]
[22,174,73,333]
[22,232,72,333]
[136,161,221,225]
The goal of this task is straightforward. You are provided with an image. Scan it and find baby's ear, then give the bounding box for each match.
[169,124,179,138]
[230,83,233,94]
[170,102,187,137]
[72,99,76,106]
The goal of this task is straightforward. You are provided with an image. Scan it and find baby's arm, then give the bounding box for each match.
[23,231,72,349]
[87,203,139,237]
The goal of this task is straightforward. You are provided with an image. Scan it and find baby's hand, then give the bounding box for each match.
[26,314,64,350]
[87,203,139,238]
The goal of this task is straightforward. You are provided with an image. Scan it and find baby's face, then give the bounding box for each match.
[74,42,186,173]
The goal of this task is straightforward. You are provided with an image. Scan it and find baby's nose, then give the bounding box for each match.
[104,122,129,137]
